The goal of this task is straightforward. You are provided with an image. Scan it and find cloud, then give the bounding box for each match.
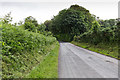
[0,1,118,24]
[0,0,119,2]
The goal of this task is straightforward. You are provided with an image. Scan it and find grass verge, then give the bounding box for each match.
[71,41,118,59]
[26,42,59,78]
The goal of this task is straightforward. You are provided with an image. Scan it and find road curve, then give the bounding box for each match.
[58,42,118,78]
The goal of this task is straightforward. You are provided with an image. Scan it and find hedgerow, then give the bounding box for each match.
[1,21,57,78]
[74,21,118,45]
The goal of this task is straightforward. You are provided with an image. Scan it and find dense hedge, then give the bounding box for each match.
[47,5,94,41]
[2,24,56,55]
[1,23,57,78]
[74,23,118,45]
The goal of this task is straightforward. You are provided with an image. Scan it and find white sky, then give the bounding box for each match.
[0,0,119,24]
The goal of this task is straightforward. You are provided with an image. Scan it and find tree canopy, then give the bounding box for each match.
[49,4,95,41]
[24,16,38,32]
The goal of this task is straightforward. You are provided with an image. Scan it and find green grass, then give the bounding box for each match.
[71,41,119,59]
[26,42,59,78]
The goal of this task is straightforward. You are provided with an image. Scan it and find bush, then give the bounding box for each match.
[1,23,57,78]
[2,24,56,55]
[74,25,118,45]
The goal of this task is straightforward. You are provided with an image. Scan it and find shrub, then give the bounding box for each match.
[1,23,57,78]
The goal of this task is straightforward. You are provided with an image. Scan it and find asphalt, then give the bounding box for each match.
[58,42,119,78]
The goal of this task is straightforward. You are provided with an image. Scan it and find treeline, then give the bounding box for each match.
[74,19,118,45]
[44,4,119,43]
[44,4,119,44]
[1,4,119,78]
[44,5,95,41]
[1,13,58,78]
[73,19,119,58]
[44,4,119,58]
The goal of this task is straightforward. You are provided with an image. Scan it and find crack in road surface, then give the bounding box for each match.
[58,42,118,78]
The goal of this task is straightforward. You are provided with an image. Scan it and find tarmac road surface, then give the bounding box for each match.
[58,42,119,78]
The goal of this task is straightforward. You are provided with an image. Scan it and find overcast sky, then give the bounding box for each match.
[0,0,119,23]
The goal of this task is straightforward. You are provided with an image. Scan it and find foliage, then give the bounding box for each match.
[117,21,120,58]
[49,4,94,41]
[24,16,38,32]
[26,42,59,78]
[73,16,119,59]
[2,12,12,24]
[2,24,56,55]
[24,16,38,26]
[24,16,53,36]
[44,20,52,31]
[1,17,57,78]
[74,25,118,44]
[98,19,117,28]
[71,41,118,59]
[55,34,72,42]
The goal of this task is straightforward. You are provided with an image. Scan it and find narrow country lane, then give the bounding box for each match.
[58,42,119,78]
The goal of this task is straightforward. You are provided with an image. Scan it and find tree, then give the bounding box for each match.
[24,16,38,32]
[98,19,117,28]
[18,21,23,25]
[2,12,12,24]
[91,21,100,33]
[117,22,120,58]
[50,4,94,41]
[44,20,52,31]
[37,24,46,33]
[24,16,38,26]
[24,22,36,32]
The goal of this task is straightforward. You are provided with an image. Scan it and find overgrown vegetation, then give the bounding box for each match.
[1,4,119,78]
[1,13,59,78]
[26,42,59,78]
[73,17,119,59]
[45,4,119,59]
[74,20,118,45]
[45,5,94,41]
[71,41,118,59]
